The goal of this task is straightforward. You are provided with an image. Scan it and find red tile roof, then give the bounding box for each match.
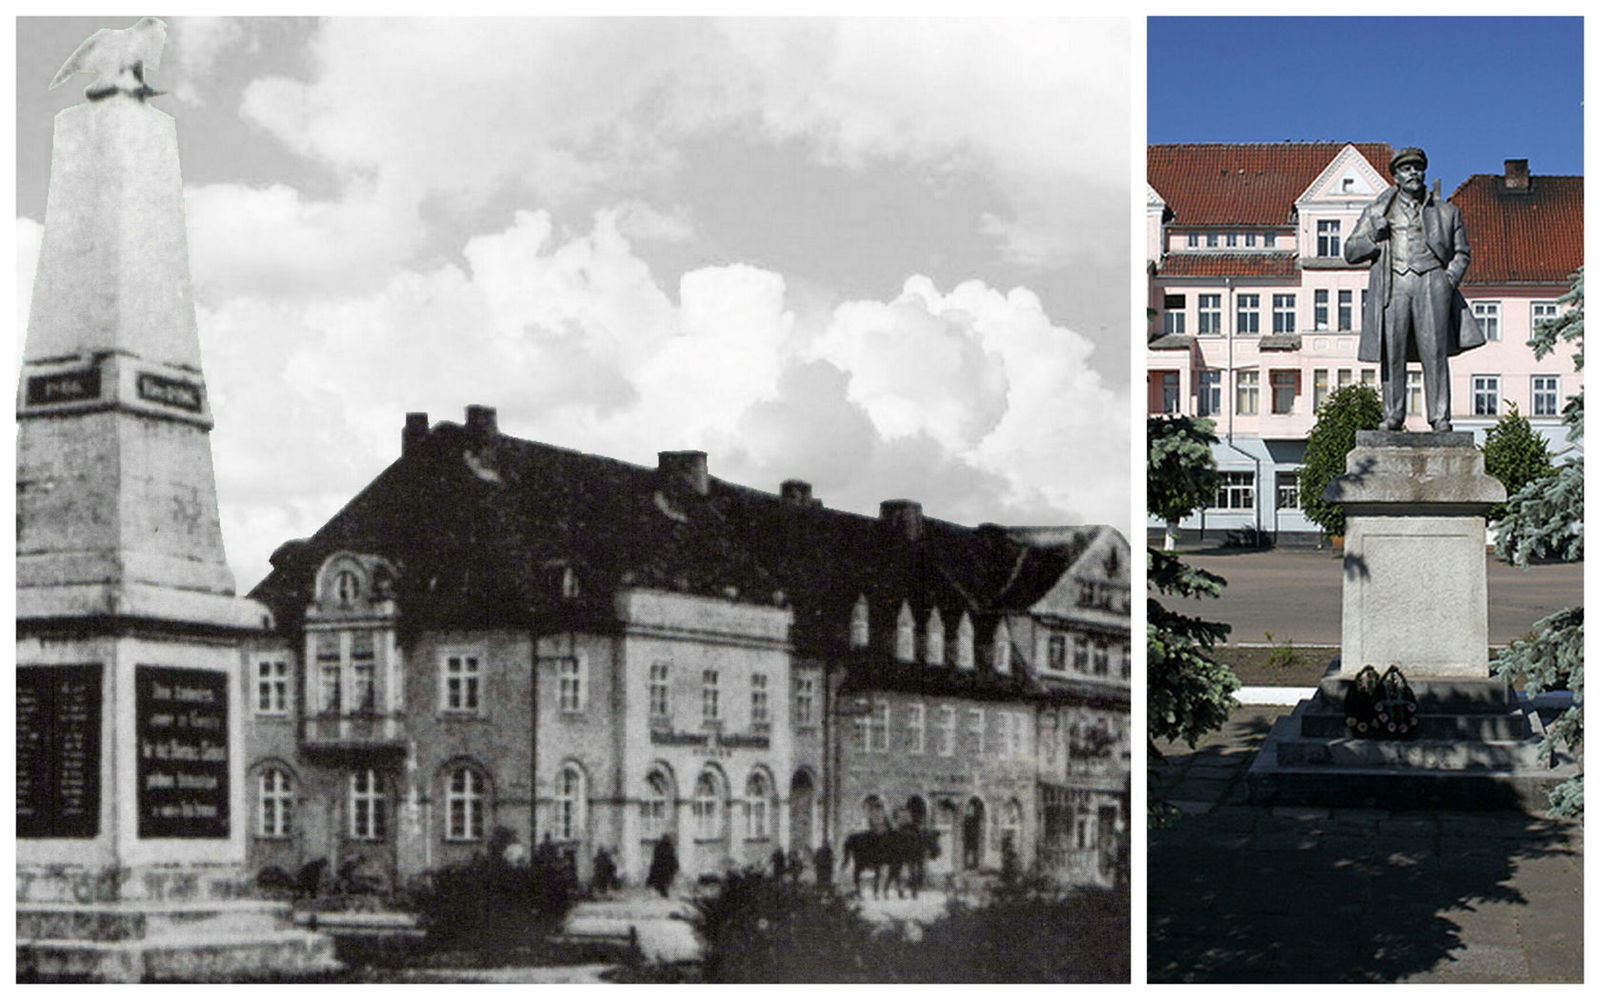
[1159,253,1299,278]
[1148,142,1393,226]
[1451,173,1584,286]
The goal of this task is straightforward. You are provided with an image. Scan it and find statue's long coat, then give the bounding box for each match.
[1343,185,1485,364]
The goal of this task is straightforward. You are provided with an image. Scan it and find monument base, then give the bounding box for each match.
[1247,675,1579,811]
[17,899,338,983]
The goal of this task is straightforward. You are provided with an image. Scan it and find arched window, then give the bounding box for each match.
[746,771,773,840]
[693,770,724,840]
[445,766,486,842]
[258,767,294,838]
[956,612,975,670]
[349,769,384,840]
[895,601,915,662]
[993,619,1012,674]
[925,608,945,665]
[642,767,673,839]
[557,763,586,841]
[1001,798,1024,851]
[850,594,870,649]
[334,568,362,605]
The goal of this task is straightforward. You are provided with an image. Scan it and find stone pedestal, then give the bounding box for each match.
[16,91,334,981]
[1325,431,1504,677]
[1246,431,1577,811]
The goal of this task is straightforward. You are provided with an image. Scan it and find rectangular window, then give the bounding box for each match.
[1473,375,1501,416]
[1186,232,1199,248]
[256,660,289,715]
[1197,370,1222,417]
[1159,371,1180,414]
[1047,635,1067,672]
[1360,369,1377,387]
[1073,635,1089,672]
[794,675,815,726]
[1092,640,1109,676]
[702,669,721,724]
[1235,294,1260,335]
[1244,232,1257,248]
[1407,370,1424,416]
[1316,219,1341,257]
[1197,294,1222,334]
[1532,375,1560,418]
[997,712,1013,759]
[872,700,890,752]
[1162,294,1186,335]
[1224,232,1238,248]
[349,770,385,841]
[1276,472,1300,510]
[1533,301,1560,330]
[937,706,956,757]
[442,651,481,714]
[557,656,585,713]
[967,708,986,754]
[1312,369,1329,411]
[351,632,375,713]
[1205,232,1219,248]
[1235,370,1259,416]
[1272,294,1296,333]
[1314,289,1330,331]
[1264,232,1277,248]
[1270,370,1297,414]
[649,662,671,720]
[1338,289,1353,331]
[1337,368,1353,390]
[907,703,925,754]
[316,633,341,714]
[1473,301,1501,341]
[1213,471,1255,510]
[751,673,770,728]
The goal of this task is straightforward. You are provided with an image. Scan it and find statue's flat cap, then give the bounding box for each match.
[1390,147,1428,172]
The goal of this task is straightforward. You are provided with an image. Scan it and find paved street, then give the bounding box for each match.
[1149,707,1583,983]
[1158,548,1582,647]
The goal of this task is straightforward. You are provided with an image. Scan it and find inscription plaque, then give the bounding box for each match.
[136,666,230,838]
[136,372,204,413]
[17,665,102,839]
[25,368,101,407]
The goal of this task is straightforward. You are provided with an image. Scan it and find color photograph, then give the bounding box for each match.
[1145,15,1583,984]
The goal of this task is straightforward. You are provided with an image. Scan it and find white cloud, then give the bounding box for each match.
[167,17,249,106]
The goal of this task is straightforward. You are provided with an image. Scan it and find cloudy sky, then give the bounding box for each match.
[15,16,1131,591]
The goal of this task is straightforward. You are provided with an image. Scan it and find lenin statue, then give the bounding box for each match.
[1344,147,1485,431]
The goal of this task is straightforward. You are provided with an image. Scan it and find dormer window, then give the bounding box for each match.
[850,595,870,649]
[925,608,945,666]
[334,569,362,606]
[956,612,975,670]
[992,620,1012,675]
[895,602,915,662]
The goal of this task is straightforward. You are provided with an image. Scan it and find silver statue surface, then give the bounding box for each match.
[49,16,167,101]
[1344,146,1484,432]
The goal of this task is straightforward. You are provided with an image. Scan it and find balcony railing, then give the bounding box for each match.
[300,711,407,751]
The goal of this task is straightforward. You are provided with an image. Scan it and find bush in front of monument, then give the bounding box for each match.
[1298,384,1383,542]
[1481,404,1555,525]
[407,851,574,955]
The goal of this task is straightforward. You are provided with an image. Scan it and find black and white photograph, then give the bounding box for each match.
[14,16,1133,982]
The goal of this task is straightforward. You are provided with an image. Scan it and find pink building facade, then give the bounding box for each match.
[1146,143,1581,544]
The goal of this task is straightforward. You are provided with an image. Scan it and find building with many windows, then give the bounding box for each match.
[1146,144,1582,543]
[242,406,1130,891]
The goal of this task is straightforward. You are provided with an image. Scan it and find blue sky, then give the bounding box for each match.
[16,17,1133,588]
[1149,17,1583,195]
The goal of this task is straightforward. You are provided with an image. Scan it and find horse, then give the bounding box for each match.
[841,826,940,899]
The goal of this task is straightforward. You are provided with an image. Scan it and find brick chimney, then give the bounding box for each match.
[780,479,815,507]
[658,450,709,495]
[1505,158,1531,192]
[880,499,924,542]
[402,412,429,456]
[465,404,498,439]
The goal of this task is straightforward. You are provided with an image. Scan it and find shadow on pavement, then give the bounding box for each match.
[1148,806,1580,983]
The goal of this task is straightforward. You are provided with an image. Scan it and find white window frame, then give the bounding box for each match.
[751,672,770,729]
[1316,219,1341,257]
[895,602,915,662]
[1473,301,1502,341]
[557,655,586,714]
[1313,289,1330,330]
[441,649,482,715]
[1158,371,1180,414]
[1532,375,1560,418]
[1235,370,1259,416]
[315,632,342,714]
[967,708,986,755]
[557,763,586,841]
[746,771,772,840]
[1407,370,1424,416]
[1338,289,1353,331]
[649,661,671,720]
[924,609,945,666]
[1271,293,1296,333]
[693,770,723,840]
[350,632,376,714]
[907,702,926,754]
[1532,301,1560,330]
[1197,369,1221,417]
[702,669,721,725]
[956,614,975,669]
[1270,370,1297,415]
[642,769,671,840]
[256,659,289,716]
[445,766,486,842]
[1197,293,1222,335]
[1235,294,1260,335]
[937,705,956,757]
[871,699,891,753]
[258,767,294,838]
[349,769,384,841]
[794,675,815,726]
[1473,375,1501,417]
[1214,471,1255,511]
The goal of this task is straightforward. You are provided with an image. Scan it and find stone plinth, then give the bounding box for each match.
[1323,431,1504,678]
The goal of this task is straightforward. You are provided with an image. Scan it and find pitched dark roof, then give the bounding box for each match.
[1451,172,1584,285]
[250,418,1122,697]
[1158,252,1299,278]
[1149,142,1393,227]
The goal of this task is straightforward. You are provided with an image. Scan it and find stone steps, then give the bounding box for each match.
[1298,712,1530,740]
[18,899,294,943]
[17,929,339,983]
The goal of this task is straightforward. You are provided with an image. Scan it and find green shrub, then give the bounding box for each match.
[408,853,573,952]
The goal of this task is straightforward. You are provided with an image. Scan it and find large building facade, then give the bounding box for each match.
[1146,143,1582,544]
[241,407,1130,892]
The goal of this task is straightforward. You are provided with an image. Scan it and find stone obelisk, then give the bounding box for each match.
[16,20,333,981]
